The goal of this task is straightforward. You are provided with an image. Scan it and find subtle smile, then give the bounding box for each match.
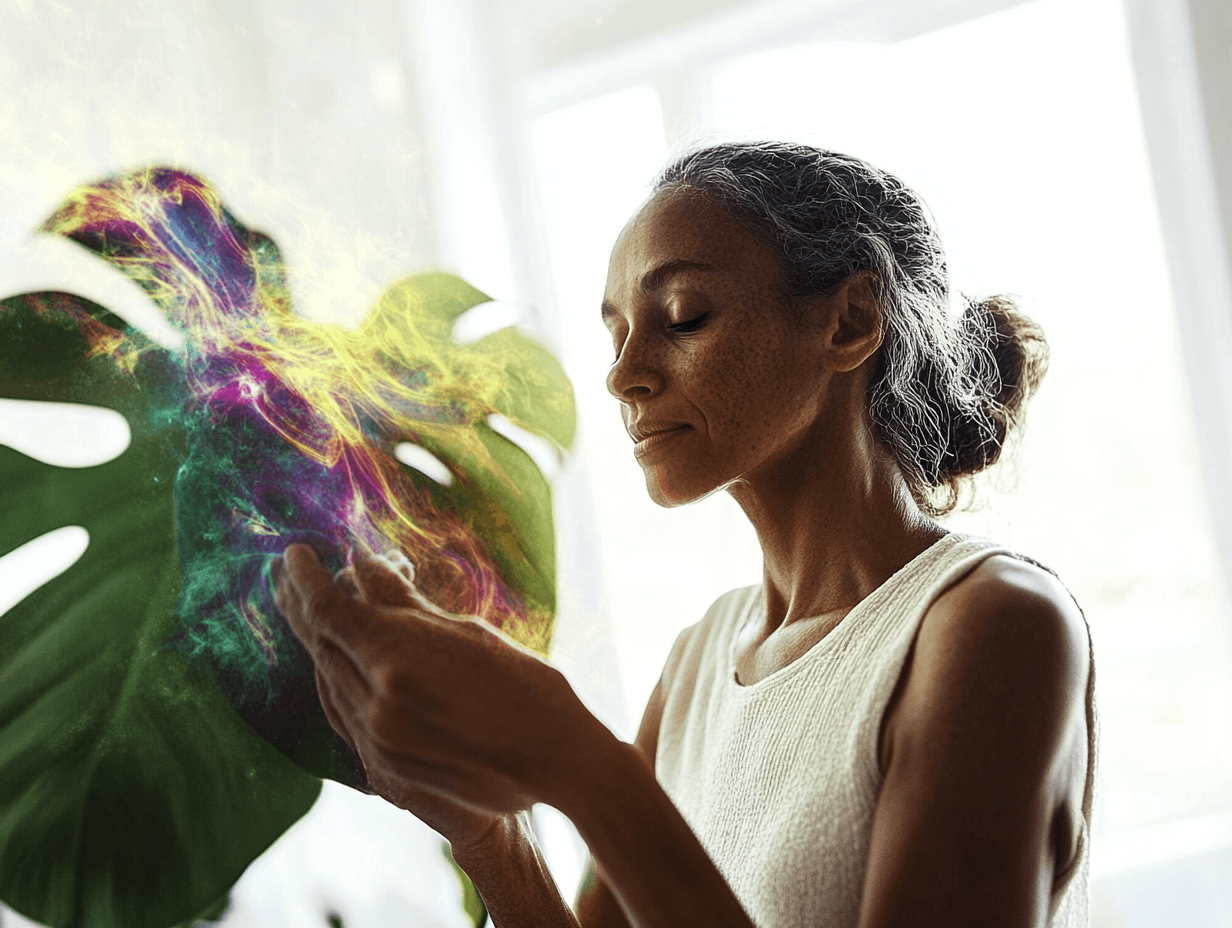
[633,425,691,457]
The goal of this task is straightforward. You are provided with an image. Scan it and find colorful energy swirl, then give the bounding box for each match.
[39,168,567,718]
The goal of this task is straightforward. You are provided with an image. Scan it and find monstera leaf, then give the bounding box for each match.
[0,168,575,928]
[0,291,322,928]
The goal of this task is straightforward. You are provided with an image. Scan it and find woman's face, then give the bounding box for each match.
[602,188,840,506]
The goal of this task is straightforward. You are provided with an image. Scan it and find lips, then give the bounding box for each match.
[629,422,690,443]
[631,423,691,457]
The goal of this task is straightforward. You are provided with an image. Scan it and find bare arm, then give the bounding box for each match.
[858,556,1091,928]
[573,676,665,928]
[570,559,1087,928]
[449,677,669,927]
[458,628,759,928]
[560,737,755,928]
[513,556,1089,928]
[455,722,755,928]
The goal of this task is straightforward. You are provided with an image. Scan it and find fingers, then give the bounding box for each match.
[316,666,358,753]
[280,544,396,650]
[383,548,417,585]
[297,604,376,758]
[276,545,383,684]
[277,544,343,647]
[314,646,370,754]
[314,635,373,708]
[352,552,418,607]
[334,565,362,600]
[283,543,337,605]
[278,542,499,698]
[349,550,464,625]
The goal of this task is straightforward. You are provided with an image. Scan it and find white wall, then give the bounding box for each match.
[1,0,438,326]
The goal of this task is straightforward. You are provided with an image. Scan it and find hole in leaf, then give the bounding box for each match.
[0,399,131,468]
[487,413,562,481]
[394,442,453,486]
[13,235,186,350]
[0,525,89,618]
[451,300,525,345]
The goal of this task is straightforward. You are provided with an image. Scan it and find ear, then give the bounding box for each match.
[821,271,883,373]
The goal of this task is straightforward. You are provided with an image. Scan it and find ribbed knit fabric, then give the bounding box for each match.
[655,533,1096,927]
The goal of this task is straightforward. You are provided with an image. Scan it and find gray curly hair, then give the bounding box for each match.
[655,141,1048,515]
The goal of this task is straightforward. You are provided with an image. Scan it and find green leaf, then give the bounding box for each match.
[409,423,556,641]
[364,273,576,451]
[0,293,320,928]
[363,274,575,646]
[442,843,488,928]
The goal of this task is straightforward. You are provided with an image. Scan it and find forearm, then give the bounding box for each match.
[451,812,581,928]
[555,738,755,928]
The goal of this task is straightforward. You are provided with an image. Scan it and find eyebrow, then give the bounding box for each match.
[601,259,716,321]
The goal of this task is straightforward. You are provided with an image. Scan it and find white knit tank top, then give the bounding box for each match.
[655,533,1096,927]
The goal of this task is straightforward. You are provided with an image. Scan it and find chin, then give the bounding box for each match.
[643,470,724,508]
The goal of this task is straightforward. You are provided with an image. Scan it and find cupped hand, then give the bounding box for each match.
[318,547,504,852]
[274,543,601,846]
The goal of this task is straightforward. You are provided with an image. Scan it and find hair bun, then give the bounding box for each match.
[942,295,1049,481]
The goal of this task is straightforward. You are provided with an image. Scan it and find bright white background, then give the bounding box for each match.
[3,0,1232,926]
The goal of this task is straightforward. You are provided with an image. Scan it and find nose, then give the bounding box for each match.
[606,330,664,401]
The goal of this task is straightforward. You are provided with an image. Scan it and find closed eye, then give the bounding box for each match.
[609,312,709,364]
[668,313,709,334]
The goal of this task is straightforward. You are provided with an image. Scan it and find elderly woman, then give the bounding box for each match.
[275,142,1095,928]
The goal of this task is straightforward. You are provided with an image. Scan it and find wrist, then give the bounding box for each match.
[449,809,582,928]
[549,732,645,832]
[533,678,631,815]
[449,811,526,871]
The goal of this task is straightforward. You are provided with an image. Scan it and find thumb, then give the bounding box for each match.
[280,544,369,656]
[282,544,346,624]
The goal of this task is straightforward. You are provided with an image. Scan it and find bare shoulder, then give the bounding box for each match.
[884,553,1090,784]
[918,554,1089,699]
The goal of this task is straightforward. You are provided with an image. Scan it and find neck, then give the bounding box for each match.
[726,408,945,636]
